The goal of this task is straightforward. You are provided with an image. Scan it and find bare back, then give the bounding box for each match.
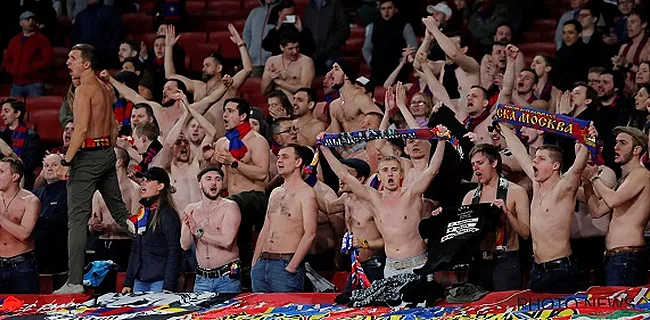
[345,194,383,261]
[77,78,115,140]
[0,190,39,257]
[606,169,650,249]
[530,177,576,263]
[262,185,312,254]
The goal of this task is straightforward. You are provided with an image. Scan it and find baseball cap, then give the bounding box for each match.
[613,126,648,154]
[135,166,171,189]
[20,11,36,20]
[427,3,452,20]
[341,158,371,179]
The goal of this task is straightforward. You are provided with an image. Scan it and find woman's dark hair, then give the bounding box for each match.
[150,184,176,233]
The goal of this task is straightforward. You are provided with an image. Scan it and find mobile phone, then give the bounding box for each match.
[285,15,296,23]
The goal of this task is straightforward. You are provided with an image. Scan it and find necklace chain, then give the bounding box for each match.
[2,190,20,214]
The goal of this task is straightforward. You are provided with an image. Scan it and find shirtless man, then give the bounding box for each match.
[181,166,242,293]
[500,123,594,293]
[582,126,650,286]
[208,98,270,275]
[0,157,40,293]
[56,44,133,294]
[460,144,530,291]
[321,158,385,288]
[319,128,446,277]
[262,30,315,99]
[251,144,318,292]
[165,24,252,133]
[88,147,140,292]
[292,88,327,147]
[421,16,480,106]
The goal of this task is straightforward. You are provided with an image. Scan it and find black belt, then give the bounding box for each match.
[481,250,519,261]
[534,256,575,271]
[261,252,294,261]
[0,251,35,268]
[197,261,240,279]
[80,145,113,151]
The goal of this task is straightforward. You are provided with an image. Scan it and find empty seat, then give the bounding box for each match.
[350,26,365,40]
[205,19,246,33]
[186,0,206,12]
[187,43,220,73]
[177,32,208,49]
[138,1,155,14]
[206,0,241,12]
[207,31,240,60]
[122,13,154,34]
[531,19,558,31]
[517,42,556,59]
[238,77,262,96]
[374,86,387,100]
[26,96,64,111]
[28,109,63,145]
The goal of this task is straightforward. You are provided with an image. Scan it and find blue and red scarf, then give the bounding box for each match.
[539,80,553,102]
[526,93,538,104]
[130,197,159,235]
[225,122,252,160]
[9,122,28,157]
[340,232,371,290]
[113,98,133,129]
[138,139,163,172]
[464,108,491,132]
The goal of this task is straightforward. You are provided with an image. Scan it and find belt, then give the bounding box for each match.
[481,250,519,261]
[387,253,427,270]
[535,256,575,272]
[0,251,35,268]
[606,246,646,257]
[197,261,240,279]
[81,136,111,150]
[260,252,294,261]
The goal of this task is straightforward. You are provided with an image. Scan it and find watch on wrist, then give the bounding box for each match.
[194,228,204,239]
[231,161,239,169]
[361,239,370,249]
[61,159,71,167]
[590,175,600,182]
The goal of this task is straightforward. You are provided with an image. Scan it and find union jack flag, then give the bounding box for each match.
[349,249,371,290]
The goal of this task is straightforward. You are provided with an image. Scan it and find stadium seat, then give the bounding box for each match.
[517,42,556,59]
[207,31,240,60]
[531,19,558,31]
[187,43,220,73]
[45,83,69,96]
[186,0,206,12]
[243,93,268,115]
[342,37,365,56]
[239,77,262,96]
[350,26,365,40]
[138,1,155,14]
[205,19,246,33]
[122,13,154,34]
[177,32,208,49]
[28,109,63,146]
[243,0,260,10]
[26,96,64,111]
[206,0,241,12]
[128,33,158,47]
[53,47,69,68]
[374,86,387,101]
[0,85,11,96]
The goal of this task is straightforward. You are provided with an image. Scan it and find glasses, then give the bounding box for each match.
[410,101,426,106]
[277,126,298,134]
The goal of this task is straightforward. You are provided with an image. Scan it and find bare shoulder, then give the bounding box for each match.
[508,182,528,202]
[462,189,476,205]
[248,131,270,148]
[299,54,313,64]
[183,201,200,213]
[222,198,240,210]
[297,184,317,199]
[215,137,228,147]
[20,189,39,205]
[267,55,281,65]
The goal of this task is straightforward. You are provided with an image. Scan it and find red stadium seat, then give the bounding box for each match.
[205,19,246,33]
[243,93,269,114]
[238,77,262,96]
[26,96,64,111]
[138,1,155,14]
[53,47,69,68]
[187,43,220,73]
[45,83,70,96]
[374,86,387,101]
[186,0,206,12]
[243,0,260,10]
[28,109,63,145]
[177,32,208,49]
[122,13,154,34]
[207,31,240,60]
[350,26,365,40]
[206,0,241,12]
[0,85,11,96]
[128,33,158,47]
[517,42,556,59]
[342,37,364,56]
[531,19,558,31]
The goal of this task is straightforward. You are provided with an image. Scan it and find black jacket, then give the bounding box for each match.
[0,126,41,190]
[124,200,182,291]
[304,0,349,63]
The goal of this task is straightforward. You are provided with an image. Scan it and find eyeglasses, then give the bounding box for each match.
[410,101,426,106]
[276,126,298,134]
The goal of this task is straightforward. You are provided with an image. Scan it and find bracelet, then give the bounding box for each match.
[238,43,246,48]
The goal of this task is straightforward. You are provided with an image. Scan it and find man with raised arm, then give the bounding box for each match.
[319,128,446,277]
[56,44,133,294]
[251,144,318,292]
[181,166,242,293]
[582,126,650,286]
[499,123,594,293]
[460,143,530,291]
[261,29,315,99]
[207,98,270,284]
[0,157,40,293]
[165,24,252,130]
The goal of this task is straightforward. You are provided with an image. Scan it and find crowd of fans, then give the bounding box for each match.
[1,0,650,300]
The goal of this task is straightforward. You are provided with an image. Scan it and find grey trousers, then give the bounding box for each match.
[67,148,131,284]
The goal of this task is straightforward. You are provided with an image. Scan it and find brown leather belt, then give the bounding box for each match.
[606,246,646,257]
[260,252,294,261]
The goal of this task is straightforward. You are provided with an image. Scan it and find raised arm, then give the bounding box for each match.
[228,24,253,90]
[384,46,413,87]
[0,195,39,241]
[107,73,157,107]
[418,53,459,115]
[286,190,318,272]
[423,17,479,74]
[187,103,217,139]
[496,45,518,105]
[563,129,592,190]
[190,75,233,115]
[319,142,374,203]
[395,82,421,129]
[410,138,445,196]
[500,125,535,180]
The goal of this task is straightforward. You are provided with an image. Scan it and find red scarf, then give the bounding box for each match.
[463,108,491,132]
[539,80,553,102]
[9,122,28,157]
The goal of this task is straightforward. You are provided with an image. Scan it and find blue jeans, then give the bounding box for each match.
[605,251,647,286]
[250,259,304,293]
[469,252,522,291]
[194,275,241,293]
[0,252,40,294]
[133,279,164,293]
[529,255,590,293]
[11,82,44,97]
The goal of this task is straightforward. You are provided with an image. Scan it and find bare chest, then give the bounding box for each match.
[268,189,302,222]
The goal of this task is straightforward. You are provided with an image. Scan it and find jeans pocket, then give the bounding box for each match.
[14,259,36,273]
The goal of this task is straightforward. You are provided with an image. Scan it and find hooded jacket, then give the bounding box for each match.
[243,0,281,67]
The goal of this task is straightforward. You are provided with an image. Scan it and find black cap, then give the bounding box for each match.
[135,166,171,189]
[333,57,357,82]
[340,158,371,179]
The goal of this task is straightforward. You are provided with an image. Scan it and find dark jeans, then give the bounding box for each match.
[67,148,131,285]
[605,251,648,286]
[94,239,132,293]
[343,255,385,293]
[529,255,590,293]
[0,251,40,294]
[469,251,522,291]
[11,82,44,97]
[250,258,305,293]
[570,237,606,285]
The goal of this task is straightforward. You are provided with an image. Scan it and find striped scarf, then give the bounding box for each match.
[130,197,159,235]
[340,232,371,290]
[138,139,163,172]
[463,108,491,133]
[225,122,252,160]
[9,122,28,157]
[113,98,133,128]
[539,80,553,102]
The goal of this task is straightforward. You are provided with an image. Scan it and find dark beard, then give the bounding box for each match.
[163,99,175,108]
[332,80,344,90]
[202,73,212,81]
[203,190,220,200]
